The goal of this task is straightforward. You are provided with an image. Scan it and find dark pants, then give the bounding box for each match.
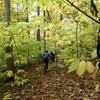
[50,53,55,62]
[43,59,49,73]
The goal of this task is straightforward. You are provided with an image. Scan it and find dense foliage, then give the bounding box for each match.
[0,0,100,82]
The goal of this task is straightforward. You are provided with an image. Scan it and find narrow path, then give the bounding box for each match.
[0,63,100,100]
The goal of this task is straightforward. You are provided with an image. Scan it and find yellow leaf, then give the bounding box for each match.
[92,62,99,78]
[95,84,100,93]
[2,94,12,100]
[77,60,86,76]
[86,61,95,73]
[83,97,89,100]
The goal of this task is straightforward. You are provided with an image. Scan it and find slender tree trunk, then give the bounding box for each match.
[25,0,30,64]
[4,0,10,26]
[17,3,19,22]
[44,31,46,51]
[37,28,41,41]
[37,5,41,41]
[43,10,46,51]
[60,14,63,21]
[5,44,14,71]
[27,31,30,64]
[76,22,79,57]
[0,1,3,21]
[47,10,51,22]
[4,0,14,71]
[37,5,40,16]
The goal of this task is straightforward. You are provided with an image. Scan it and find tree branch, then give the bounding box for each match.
[62,0,100,24]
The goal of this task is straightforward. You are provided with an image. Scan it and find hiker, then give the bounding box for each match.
[43,50,49,73]
[50,49,56,62]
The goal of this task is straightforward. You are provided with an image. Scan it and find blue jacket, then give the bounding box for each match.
[43,52,49,60]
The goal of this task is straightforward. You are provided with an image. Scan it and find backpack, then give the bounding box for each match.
[43,53,49,60]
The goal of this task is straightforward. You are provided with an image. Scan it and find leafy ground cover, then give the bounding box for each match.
[0,62,100,100]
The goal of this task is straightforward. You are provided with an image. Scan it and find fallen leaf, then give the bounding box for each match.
[77,60,86,76]
[95,84,100,93]
[86,61,95,73]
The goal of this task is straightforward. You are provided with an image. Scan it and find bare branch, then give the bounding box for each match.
[62,0,100,24]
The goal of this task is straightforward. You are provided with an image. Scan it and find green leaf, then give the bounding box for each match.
[91,50,97,59]
[68,59,80,73]
[38,0,51,5]
[6,70,14,78]
[6,53,12,59]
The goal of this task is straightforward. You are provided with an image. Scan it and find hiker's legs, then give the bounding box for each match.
[44,63,47,73]
[51,54,55,62]
[44,59,48,73]
[46,59,48,70]
[52,54,55,62]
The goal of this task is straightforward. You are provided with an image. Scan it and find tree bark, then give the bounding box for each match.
[17,3,19,22]
[44,31,46,52]
[25,0,30,64]
[47,10,51,22]
[76,22,79,57]
[4,0,14,71]
[37,28,41,41]
[4,0,10,26]
[37,5,41,41]
[60,14,63,21]
[43,10,46,51]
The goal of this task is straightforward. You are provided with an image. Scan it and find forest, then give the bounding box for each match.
[0,0,100,99]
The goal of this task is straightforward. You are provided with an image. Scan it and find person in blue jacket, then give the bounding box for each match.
[43,50,49,73]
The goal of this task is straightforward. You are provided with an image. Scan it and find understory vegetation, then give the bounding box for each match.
[0,0,100,99]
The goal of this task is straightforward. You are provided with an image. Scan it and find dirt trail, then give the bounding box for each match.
[0,63,100,100]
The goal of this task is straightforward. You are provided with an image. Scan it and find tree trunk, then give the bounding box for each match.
[4,0,10,26]
[44,31,46,51]
[6,46,14,71]
[37,28,41,41]
[25,0,30,64]
[47,10,51,22]
[37,5,40,16]
[4,0,14,71]
[43,10,46,51]
[17,3,19,22]
[60,14,63,21]
[76,22,79,58]
[37,5,41,41]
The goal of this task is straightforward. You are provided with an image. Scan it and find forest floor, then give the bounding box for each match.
[0,62,100,100]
